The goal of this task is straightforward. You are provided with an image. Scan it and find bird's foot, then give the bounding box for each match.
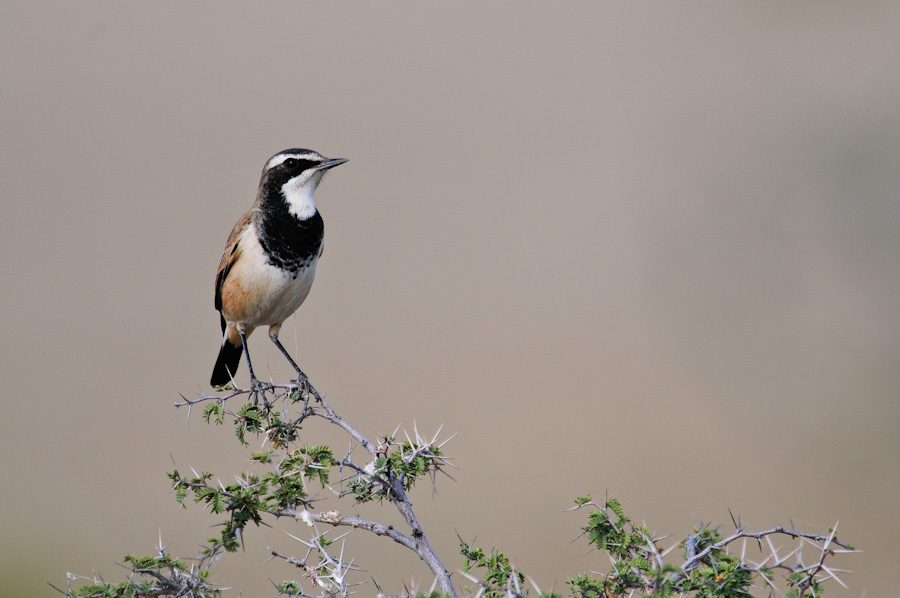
[248,377,273,409]
[291,373,319,402]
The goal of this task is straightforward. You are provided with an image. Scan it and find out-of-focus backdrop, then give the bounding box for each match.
[2,3,898,597]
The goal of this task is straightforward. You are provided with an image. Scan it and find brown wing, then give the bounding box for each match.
[214,211,252,329]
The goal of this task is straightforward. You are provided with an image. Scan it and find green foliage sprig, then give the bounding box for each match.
[53,550,222,598]
[460,495,854,598]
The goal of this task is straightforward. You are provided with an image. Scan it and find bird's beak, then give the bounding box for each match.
[320,157,348,170]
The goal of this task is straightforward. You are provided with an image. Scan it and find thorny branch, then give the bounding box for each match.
[564,497,856,598]
[52,533,229,598]
[681,523,854,573]
[175,379,457,597]
[60,383,856,598]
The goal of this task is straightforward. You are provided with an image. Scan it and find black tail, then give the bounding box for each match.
[211,339,243,387]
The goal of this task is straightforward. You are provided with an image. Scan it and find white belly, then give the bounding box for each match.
[220,222,321,328]
[255,260,318,326]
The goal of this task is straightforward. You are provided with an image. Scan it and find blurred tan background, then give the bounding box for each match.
[2,3,898,597]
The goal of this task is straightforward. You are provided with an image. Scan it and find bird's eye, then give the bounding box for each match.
[284,158,299,169]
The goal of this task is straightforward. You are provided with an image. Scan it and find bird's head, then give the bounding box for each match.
[260,149,348,219]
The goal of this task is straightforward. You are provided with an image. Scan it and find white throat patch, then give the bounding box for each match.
[281,172,322,220]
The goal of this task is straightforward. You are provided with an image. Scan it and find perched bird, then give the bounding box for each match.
[210,148,347,389]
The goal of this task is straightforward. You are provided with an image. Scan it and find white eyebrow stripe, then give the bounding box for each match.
[264,152,323,172]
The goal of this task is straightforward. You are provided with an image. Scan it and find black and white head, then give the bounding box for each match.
[260,149,348,219]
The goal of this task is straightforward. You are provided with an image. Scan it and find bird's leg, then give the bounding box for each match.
[239,327,268,407]
[269,330,318,400]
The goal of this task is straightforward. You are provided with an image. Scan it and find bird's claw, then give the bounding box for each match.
[291,374,318,401]
[248,377,273,408]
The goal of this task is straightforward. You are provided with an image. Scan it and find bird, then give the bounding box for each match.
[210,148,347,391]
